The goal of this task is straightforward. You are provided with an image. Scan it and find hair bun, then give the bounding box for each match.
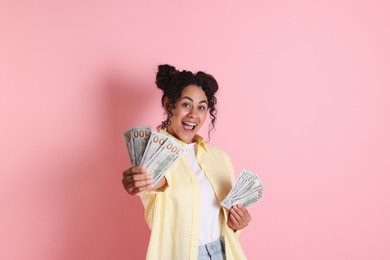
[195,71,219,95]
[156,64,178,90]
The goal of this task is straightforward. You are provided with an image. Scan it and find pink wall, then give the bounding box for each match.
[1,1,389,259]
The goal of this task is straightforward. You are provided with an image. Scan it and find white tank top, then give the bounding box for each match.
[186,143,222,245]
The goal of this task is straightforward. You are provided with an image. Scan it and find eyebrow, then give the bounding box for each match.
[182,96,208,104]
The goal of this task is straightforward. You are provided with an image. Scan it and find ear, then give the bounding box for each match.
[163,97,170,111]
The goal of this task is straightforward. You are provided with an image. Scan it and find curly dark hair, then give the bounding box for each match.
[155,64,219,139]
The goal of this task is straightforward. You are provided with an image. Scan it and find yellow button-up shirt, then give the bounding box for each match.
[140,131,247,259]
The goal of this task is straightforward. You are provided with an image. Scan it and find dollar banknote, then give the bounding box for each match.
[143,138,185,186]
[124,127,185,187]
[221,169,264,209]
[140,131,169,166]
[123,129,134,164]
[123,126,151,166]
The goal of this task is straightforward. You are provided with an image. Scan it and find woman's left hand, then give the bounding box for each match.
[227,204,251,231]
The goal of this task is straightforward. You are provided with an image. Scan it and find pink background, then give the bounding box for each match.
[1,1,389,259]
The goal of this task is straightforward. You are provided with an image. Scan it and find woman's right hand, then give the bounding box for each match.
[122,166,153,196]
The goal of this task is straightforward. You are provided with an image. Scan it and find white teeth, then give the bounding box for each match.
[183,121,196,126]
[183,121,197,130]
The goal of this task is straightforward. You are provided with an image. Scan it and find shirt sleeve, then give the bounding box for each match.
[140,177,169,228]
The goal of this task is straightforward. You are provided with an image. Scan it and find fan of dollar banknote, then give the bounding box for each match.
[221,169,264,209]
[124,126,264,208]
[124,126,185,186]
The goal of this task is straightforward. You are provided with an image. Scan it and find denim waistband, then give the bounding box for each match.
[198,238,225,257]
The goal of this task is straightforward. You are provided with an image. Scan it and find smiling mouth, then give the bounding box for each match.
[182,121,197,131]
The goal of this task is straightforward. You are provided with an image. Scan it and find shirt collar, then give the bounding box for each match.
[159,130,208,152]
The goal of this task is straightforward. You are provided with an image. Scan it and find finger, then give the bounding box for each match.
[232,207,248,229]
[122,172,153,181]
[237,204,249,215]
[126,179,153,189]
[123,174,153,187]
[232,205,246,218]
[125,173,153,182]
[128,184,153,195]
[237,204,248,214]
[230,206,244,223]
[132,166,148,173]
[127,181,152,191]
[237,204,251,222]
[229,209,240,223]
[123,168,131,177]
[122,166,147,177]
[229,212,239,228]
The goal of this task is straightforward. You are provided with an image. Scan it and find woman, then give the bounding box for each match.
[122,64,251,260]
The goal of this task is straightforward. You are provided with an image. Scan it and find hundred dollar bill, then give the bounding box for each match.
[140,131,169,166]
[222,190,261,209]
[123,126,151,166]
[242,191,262,208]
[233,169,263,204]
[123,129,134,164]
[225,170,253,201]
[221,169,264,209]
[131,126,151,166]
[143,138,185,186]
[232,172,262,200]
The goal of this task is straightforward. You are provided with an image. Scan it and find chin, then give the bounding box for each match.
[180,136,193,144]
[179,133,195,144]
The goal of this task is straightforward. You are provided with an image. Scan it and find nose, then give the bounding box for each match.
[187,107,197,118]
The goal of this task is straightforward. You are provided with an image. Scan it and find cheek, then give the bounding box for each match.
[172,109,186,122]
[177,108,188,117]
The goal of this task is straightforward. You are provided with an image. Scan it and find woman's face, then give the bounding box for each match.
[166,85,208,144]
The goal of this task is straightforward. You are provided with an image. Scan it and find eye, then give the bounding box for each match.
[182,102,191,108]
[198,105,207,111]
